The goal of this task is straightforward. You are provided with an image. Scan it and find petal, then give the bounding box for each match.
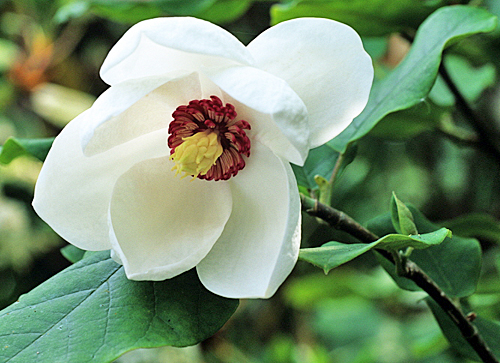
[196,141,301,298]
[108,156,232,281]
[100,17,254,85]
[82,71,201,155]
[206,65,309,165]
[247,18,374,148]
[32,113,169,251]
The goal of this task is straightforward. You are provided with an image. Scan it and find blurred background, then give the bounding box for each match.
[1,0,500,362]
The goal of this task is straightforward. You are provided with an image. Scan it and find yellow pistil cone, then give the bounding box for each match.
[170,130,223,179]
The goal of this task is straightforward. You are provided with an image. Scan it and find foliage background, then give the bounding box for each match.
[0,0,500,362]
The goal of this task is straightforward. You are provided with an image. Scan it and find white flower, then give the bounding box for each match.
[32,17,373,298]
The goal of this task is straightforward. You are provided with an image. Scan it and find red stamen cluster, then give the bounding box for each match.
[168,96,251,181]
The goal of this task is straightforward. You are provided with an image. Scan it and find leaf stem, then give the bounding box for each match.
[300,194,499,363]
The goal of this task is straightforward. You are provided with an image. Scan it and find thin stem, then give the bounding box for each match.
[300,194,499,363]
[439,61,500,163]
[437,114,480,147]
[329,151,345,185]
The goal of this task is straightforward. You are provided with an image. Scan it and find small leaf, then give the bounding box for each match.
[375,228,451,250]
[314,175,331,205]
[368,205,482,297]
[291,143,340,190]
[0,251,238,362]
[426,298,500,361]
[300,241,377,274]
[329,6,498,152]
[391,192,418,235]
[60,245,86,264]
[299,228,449,273]
[0,137,54,164]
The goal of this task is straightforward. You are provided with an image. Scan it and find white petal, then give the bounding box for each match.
[206,65,309,165]
[32,113,169,251]
[100,17,254,85]
[108,156,232,281]
[196,141,301,298]
[82,71,201,155]
[248,18,374,148]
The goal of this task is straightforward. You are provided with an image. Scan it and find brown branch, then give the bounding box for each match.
[300,194,499,363]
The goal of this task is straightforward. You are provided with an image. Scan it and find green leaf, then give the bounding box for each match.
[429,55,496,107]
[89,1,163,23]
[440,213,500,244]
[0,39,19,72]
[88,0,217,23]
[60,245,86,264]
[368,205,482,297]
[369,102,445,140]
[426,298,500,361]
[299,228,450,273]
[291,143,340,190]
[195,0,252,24]
[300,242,377,273]
[270,0,443,36]
[391,192,418,235]
[154,0,216,15]
[375,228,451,250]
[329,6,498,153]
[0,137,54,164]
[0,251,238,362]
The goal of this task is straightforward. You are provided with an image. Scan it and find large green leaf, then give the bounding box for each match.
[426,298,500,361]
[0,137,54,164]
[368,205,482,297]
[368,102,445,140]
[0,251,238,362]
[440,213,500,244]
[270,0,443,36]
[329,6,497,153]
[86,0,245,23]
[300,228,450,273]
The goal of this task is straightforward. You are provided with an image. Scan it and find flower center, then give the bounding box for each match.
[168,96,251,181]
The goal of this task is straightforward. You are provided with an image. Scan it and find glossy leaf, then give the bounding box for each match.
[300,228,450,273]
[0,251,238,363]
[329,6,497,153]
[426,298,500,361]
[0,137,54,164]
[270,0,443,36]
[368,205,482,297]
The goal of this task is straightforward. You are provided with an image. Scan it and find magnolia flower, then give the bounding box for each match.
[32,17,373,298]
